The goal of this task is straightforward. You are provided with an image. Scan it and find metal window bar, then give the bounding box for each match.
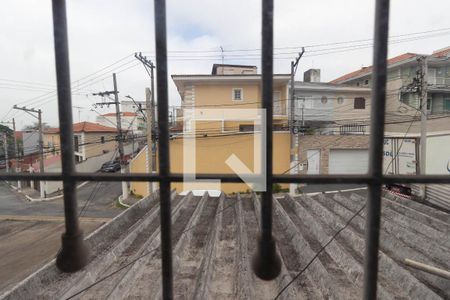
[0,0,449,299]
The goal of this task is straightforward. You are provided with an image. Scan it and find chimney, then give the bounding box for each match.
[303,69,321,82]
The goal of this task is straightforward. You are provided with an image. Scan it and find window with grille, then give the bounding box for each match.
[1,1,448,300]
[232,88,243,101]
[354,97,366,109]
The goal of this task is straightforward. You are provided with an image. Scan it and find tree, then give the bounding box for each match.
[23,122,50,131]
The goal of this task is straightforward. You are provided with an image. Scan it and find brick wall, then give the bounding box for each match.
[298,135,369,174]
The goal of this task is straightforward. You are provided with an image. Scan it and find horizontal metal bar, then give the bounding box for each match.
[2,173,449,184]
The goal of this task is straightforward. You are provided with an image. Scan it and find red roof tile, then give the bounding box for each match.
[330,53,418,83]
[44,122,120,134]
[432,46,450,58]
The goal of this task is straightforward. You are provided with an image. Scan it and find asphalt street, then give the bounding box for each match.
[0,180,124,218]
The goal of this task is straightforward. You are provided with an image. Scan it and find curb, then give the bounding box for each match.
[117,195,131,208]
[24,181,90,202]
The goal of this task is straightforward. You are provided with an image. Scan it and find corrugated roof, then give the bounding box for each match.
[330,53,418,84]
[4,189,449,299]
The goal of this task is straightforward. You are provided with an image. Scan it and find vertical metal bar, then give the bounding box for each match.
[363,0,390,298]
[51,0,89,272]
[261,0,274,242]
[154,0,173,298]
[252,0,281,281]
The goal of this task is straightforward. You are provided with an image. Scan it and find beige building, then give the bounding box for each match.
[130,64,291,195]
[44,122,119,162]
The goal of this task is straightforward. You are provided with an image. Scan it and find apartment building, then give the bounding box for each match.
[331,46,450,134]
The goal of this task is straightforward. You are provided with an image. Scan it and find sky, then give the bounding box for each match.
[0,0,449,130]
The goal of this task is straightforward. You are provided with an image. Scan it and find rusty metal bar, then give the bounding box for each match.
[363,0,390,298]
[154,0,173,298]
[1,173,450,184]
[51,0,89,272]
[251,0,281,281]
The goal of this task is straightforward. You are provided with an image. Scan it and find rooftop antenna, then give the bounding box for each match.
[220,46,224,64]
[73,106,85,123]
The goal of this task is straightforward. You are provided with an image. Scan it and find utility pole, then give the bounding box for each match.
[146,87,154,195]
[289,48,305,195]
[12,118,21,189]
[3,133,9,173]
[135,53,156,133]
[13,105,45,198]
[135,52,157,173]
[92,73,127,200]
[418,56,428,199]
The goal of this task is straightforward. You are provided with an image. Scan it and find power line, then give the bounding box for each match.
[64,195,238,299]
[273,202,367,299]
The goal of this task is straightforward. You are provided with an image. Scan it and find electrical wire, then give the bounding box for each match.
[273,203,367,300]
[64,196,238,300]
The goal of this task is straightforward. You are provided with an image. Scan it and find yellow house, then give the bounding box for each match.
[130,64,291,195]
[43,122,119,162]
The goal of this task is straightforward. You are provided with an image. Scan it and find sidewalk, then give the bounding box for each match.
[6,181,89,202]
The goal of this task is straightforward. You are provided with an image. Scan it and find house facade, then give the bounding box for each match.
[293,76,371,134]
[44,122,119,163]
[130,64,291,195]
[290,69,371,176]
[331,46,450,134]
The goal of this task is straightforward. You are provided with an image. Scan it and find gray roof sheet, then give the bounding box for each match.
[2,190,449,299]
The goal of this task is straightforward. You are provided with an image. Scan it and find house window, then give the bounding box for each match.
[444,97,450,112]
[337,97,344,104]
[364,79,369,85]
[101,136,105,144]
[426,97,432,111]
[74,135,79,152]
[239,125,254,132]
[354,97,366,109]
[232,88,243,101]
[321,96,328,104]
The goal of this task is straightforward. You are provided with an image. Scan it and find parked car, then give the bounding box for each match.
[100,161,121,172]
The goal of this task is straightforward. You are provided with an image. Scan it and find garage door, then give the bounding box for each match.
[329,149,369,174]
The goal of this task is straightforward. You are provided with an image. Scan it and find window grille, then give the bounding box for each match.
[354,97,367,109]
[0,0,449,299]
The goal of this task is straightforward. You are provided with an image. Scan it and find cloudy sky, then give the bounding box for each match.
[0,0,449,129]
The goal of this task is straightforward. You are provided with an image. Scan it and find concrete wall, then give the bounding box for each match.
[426,134,450,175]
[129,146,150,197]
[297,135,370,174]
[43,133,60,158]
[83,132,117,158]
[130,132,290,195]
[23,131,39,156]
